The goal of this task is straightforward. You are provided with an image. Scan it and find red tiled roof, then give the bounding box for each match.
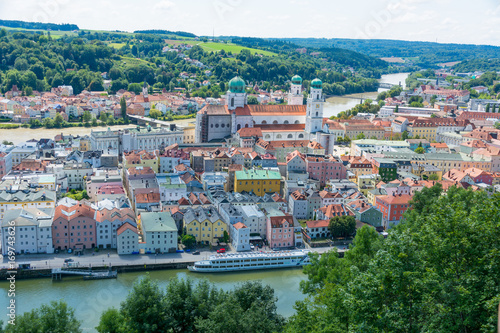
[306,220,329,228]
[117,222,138,236]
[376,194,412,205]
[233,222,247,229]
[135,192,160,204]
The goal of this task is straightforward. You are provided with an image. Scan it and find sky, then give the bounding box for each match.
[1,0,500,46]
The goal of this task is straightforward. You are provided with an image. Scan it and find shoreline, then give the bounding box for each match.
[0,247,345,281]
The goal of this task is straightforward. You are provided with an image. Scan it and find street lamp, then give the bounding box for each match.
[155,253,157,264]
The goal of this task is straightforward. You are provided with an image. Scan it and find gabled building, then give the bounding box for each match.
[1,208,54,255]
[52,202,96,251]
[375,194,412,229]
[346,199,383,230]
[183,206,228,245]
[140,211,178,253]
[117,222,139,255]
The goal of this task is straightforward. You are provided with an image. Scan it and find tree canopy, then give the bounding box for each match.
[287,185,500,332]
[97,275,285,333]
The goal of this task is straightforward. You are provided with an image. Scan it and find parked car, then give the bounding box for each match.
[217,248,226,254]
[176,250,184,253]
[250,245,255,250]
[193,251,200,255]
[64,258,74,263]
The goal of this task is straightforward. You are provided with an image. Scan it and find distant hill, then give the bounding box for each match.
[279,38,500,67]
[230,37,388,70]
[133,29,197,38]
[0,19,78,31]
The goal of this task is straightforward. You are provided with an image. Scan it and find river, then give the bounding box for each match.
[0,73,409,145]
[0,118,195,146]
[324,72,409,118]
[0,268,306,331]
[0,73,408,331]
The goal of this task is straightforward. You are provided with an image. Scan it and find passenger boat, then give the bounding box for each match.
[187,250,310,273]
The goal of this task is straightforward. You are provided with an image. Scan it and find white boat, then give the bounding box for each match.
[187,250,311,273]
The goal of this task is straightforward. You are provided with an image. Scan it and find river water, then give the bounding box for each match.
[0,73,409,145]
[323,72,409,117]
[0,73,408,331]
[0,268,305,331]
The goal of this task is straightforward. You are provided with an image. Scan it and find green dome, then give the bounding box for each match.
[291,75,302,85]
[228,76,246,93]
[311,78,322,89]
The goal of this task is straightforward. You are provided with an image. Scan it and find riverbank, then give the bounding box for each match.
[0,245,345,281]
[0,118,195,145]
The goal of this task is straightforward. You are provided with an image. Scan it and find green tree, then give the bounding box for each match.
[148,109,162,119]
[96,308,124,333]
[196,282,285,333]
[82,110,92,123]
[428,173,439,180]
[120,275,167,333]
[54,113,64,128]
[127,83,142,95]
[415,142,425,154]
[394,104,399,113]
[328,215,356,239]
[99,112,108,123]
[181,234,196,248]
[120,97,128,123]
[164,278,224,333]
[402,130,409,140]
[5,301,81,333]
[355,132,365,140]
[288,185,500,333]
[247,96,259,104]
[222,230,230,243]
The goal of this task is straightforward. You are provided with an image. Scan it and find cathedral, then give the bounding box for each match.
[195,75,337,154]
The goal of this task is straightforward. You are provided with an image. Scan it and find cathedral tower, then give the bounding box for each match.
[305,78,324,135]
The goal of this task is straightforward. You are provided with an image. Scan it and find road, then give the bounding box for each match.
[1,245,346,271]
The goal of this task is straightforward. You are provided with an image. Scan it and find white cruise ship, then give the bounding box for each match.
[187,250,311,273]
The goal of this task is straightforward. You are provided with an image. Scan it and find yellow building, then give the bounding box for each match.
[123,150,159,173]
[411,163,443,180]
[183,206,228,245]
[183,124,196,144]
[79,139,91,152]
[407,120,437,141]
[234,169,281,196]
[0,189,56,220]
[357,174,381,196]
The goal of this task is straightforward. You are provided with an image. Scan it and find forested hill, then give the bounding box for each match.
[0,19,78,31]
[225,37,389,70]
[452,58,500,72]
[279,37,500,67]
[133,30,197,38]
[0,28,383,97]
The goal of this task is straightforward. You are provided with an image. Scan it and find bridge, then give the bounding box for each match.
[379,82,401,89]
[51,268,117,281]
[128,115,194,128]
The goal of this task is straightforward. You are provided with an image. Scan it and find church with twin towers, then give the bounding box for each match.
[195,75,339,154]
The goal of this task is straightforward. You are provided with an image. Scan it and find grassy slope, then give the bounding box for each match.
[165,39,277,56]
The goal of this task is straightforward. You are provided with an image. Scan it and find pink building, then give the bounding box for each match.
[306,156,347,186]
[267,215,294,249]
[465,167,493,185]
[52,202,96,250]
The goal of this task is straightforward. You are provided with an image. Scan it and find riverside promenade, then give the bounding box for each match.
[0,245,348,280]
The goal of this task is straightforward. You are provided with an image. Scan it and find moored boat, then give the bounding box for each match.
[187,249,310,273]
